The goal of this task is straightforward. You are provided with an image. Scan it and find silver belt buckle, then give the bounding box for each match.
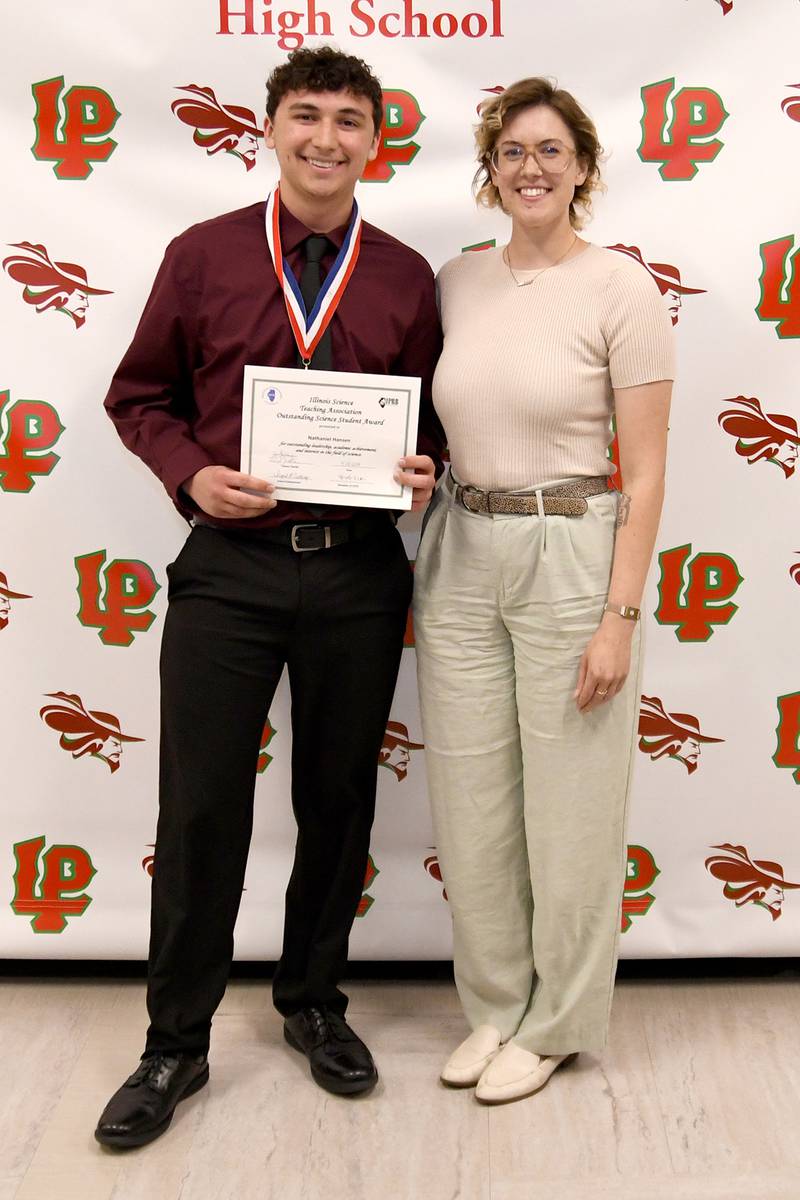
[290,524,332,552]
[459,485,484,513]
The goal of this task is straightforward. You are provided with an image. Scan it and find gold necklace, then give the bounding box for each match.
[503,234,578,287]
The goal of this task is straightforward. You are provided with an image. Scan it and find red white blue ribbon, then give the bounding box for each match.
[264,185,362,365]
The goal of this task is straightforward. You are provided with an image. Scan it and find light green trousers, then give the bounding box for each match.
[414,481,642,1054]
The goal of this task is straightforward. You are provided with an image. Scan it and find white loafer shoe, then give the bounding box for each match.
[475,1042,577,1104]
[440,1025,503,1086]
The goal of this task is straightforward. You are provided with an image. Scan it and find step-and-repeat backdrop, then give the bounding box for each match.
[2,0,799,959]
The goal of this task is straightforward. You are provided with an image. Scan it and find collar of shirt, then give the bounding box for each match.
[279,201,352,274]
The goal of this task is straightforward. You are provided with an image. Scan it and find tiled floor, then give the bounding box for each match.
[2,972,798,1199]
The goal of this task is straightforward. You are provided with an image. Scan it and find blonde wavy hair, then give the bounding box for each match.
[473,78,604,230]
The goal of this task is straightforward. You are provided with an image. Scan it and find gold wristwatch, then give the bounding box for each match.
[603,603,641,621]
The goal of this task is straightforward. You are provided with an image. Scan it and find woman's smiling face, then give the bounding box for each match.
[490,104,587,230]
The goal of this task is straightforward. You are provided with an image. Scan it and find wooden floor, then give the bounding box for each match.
[1,971,798,1200]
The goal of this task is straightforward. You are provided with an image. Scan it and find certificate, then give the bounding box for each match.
[240,365,421,510]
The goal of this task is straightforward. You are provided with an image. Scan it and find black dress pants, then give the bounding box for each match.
[144,518,412,1055]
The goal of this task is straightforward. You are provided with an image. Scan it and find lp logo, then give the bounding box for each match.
[621,845,660,932]
[639,77,728,181]
[361,90,424,183]
[31,75,120,180]
[774,692,800,785]
[257,718,277,773]
[12,836,96,933]
[0,390,64,493]
[356,855,379,917]
[756,236,800,339]
[75,550,160,646]
[655,544,743,642]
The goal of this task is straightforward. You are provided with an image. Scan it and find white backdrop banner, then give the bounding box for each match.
[2,0,799,959]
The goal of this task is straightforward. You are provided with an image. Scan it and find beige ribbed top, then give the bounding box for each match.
[432,243,675,491]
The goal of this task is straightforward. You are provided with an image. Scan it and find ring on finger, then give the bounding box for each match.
[596,687,609,696]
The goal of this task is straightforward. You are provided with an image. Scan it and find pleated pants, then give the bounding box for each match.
[413,482,642,1054]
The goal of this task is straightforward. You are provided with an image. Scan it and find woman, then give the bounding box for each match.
[414,78,674,1104]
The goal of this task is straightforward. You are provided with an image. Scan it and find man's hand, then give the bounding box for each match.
[184,466,276,519]
[393,455,436,512]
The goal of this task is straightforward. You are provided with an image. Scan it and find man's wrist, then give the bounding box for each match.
[181,474,200,505]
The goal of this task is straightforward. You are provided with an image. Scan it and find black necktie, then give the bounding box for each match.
[299,234,333,371]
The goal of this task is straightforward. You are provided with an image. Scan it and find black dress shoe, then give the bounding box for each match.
[284,1006,378,1096]
[94,1052,209,1149]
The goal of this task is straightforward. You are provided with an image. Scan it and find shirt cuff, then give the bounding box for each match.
[161,445,216,506]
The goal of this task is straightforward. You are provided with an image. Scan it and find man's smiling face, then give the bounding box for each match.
[265,89,379,220]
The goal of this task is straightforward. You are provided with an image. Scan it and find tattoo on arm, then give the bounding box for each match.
[616,492,631,529]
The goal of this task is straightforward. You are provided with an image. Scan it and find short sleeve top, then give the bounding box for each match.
[432,243,675,491]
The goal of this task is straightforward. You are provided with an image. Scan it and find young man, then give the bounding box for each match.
[95,46,443,1149]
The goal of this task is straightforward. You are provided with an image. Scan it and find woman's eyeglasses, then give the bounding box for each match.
[490,140,576,175]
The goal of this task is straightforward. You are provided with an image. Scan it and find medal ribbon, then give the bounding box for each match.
[264,185,362,365]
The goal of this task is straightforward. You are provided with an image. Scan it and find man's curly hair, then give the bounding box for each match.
[266,46,383,133]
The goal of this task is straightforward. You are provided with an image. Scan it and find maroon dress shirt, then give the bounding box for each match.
[104,201,445,528]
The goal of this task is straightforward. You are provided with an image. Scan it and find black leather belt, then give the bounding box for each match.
[194,510,392,552]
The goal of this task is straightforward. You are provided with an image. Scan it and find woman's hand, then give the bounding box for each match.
[573,615,635,713]
[393,455,436,511]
